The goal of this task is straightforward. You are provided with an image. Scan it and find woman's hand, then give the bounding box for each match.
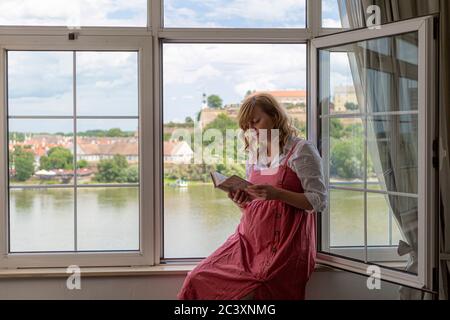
[245,184,281,201]
[228,189,251,208]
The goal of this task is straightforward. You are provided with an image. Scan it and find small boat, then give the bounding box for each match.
[174,179,188,187]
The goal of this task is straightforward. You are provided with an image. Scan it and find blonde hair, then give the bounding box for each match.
[237,92,298,152]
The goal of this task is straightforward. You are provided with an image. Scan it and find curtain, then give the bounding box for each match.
[336,0,440,300]
[438,0,450,301]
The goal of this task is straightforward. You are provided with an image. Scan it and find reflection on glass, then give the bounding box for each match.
[77,187,139,251]
[163,43,306,258]
[0,0,147,27]
[367,114,418,195]
[164,0,305,28]
[8,120,74,186]
[77,52,139,116]
[8,51,73,116]
[76,119,139,185]
[9,188,74,252]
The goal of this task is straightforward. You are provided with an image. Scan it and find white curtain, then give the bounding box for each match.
[336,0,440,300]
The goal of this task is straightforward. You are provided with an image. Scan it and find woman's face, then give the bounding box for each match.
[248,105,274,136]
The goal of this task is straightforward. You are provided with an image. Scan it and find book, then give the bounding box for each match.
[210,171,253,193]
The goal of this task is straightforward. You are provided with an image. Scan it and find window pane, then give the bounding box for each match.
[77,52,139,116]
[368,194,416,274]
[10,188,74,252]
[8,51,73,116]
[76,119,139,185]
[164,0,305,28]
[367,114,418,194]
[322,0,344,28]
[329,189,364,246]
[77,187,139,251]
[163,43,306,258]
[0,0,147,27]
[9,120,74,186]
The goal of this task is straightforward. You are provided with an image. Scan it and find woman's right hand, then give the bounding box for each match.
[228,189,251,208]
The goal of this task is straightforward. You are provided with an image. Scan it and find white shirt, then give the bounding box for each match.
[246,136,328,212]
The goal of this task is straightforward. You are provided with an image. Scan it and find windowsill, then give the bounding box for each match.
[0,263,336,279]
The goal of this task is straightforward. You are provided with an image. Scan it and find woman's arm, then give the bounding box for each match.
[245,185,313,211]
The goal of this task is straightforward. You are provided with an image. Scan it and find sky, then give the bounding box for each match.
[2,0,350,133]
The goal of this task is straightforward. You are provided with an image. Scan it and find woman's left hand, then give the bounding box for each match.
[245,184,281,200]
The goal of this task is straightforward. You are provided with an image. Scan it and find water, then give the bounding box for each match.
[9,184,403,257]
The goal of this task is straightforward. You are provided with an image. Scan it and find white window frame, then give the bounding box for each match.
[310,16,437,290]
[0,34,154,268]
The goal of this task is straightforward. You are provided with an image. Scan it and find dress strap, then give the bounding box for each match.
[281,140,300,166]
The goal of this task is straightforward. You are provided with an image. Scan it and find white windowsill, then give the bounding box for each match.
[0,263,336,279]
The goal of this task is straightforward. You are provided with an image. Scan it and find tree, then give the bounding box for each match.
[245,90,256,98]
[95,155,129,183]
[77,159,88,169]
[207,94,223,109]
[185,116,194,124]
[11,146,35,181]
[40,146,73,170]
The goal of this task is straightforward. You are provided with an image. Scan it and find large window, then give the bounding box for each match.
[162,43,307,258]
[8,51,140,252]
[0,0,437,292]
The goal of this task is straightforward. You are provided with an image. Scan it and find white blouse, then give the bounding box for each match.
[246,136,328,213]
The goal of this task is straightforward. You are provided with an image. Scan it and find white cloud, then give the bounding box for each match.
[0,0,146,26]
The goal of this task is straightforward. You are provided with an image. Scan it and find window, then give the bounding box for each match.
[0,0,147,27]
[164,0,306,28]
[313,17,436,288]
[162,43,306,258]
[0,1,437,292]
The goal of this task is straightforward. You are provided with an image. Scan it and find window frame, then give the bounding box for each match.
[310,16,437,290]
[0,34,154,268]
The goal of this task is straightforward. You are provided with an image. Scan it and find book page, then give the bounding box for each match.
[218,175,252,192]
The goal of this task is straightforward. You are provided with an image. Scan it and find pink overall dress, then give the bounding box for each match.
[177,140,317,300]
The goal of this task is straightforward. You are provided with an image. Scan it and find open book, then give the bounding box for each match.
[210,171,253,193]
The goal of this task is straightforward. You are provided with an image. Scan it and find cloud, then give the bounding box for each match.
[0,0,146,26]
[164,0,305,27]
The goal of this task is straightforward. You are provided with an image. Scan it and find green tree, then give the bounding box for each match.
[95,155,129,183]
[126,166,139,183]
[40,146,73,170]
[11,146,35,181]
[207,94,223,109]
[185,116,194,124]
[77,159,88,169]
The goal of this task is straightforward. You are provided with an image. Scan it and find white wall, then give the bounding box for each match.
[0,268,407,300]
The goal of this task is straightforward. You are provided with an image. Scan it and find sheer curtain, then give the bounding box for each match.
[336,0,440,299]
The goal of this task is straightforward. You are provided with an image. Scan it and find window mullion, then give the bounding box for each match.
[73,50,77,252]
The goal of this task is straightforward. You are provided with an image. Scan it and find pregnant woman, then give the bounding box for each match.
[177,92,327,300]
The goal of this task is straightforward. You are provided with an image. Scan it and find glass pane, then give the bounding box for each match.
[163,43,306,258]
[320,50,363,115]
[164,0,305,28]
[8,51,73,116]
[368,194,417,275]
[329,117,364,183]
[77,52,139,116]
[322,0,344,28]
[77,187,139,251]
[367,114,418,194]
[76,119,139,185]
[0,0,147,27]
[329,189,364,247]
[9,188,74,252]
[8,120,74,186]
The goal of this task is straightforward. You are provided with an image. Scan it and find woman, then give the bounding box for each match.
[177,92,327,300]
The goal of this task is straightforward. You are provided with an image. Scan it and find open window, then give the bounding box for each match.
[311,16,437,290]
